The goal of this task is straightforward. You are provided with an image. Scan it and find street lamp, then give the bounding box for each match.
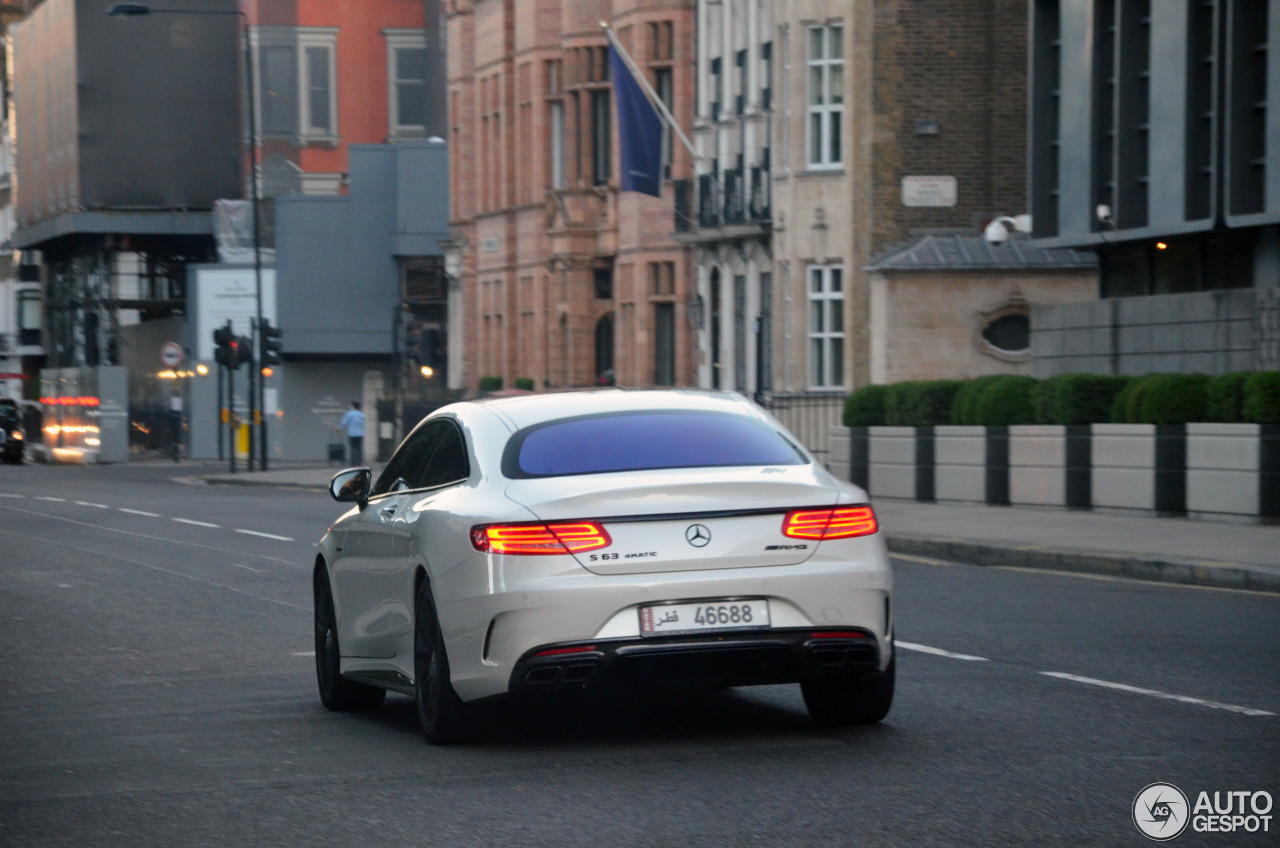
[108,2,267,470]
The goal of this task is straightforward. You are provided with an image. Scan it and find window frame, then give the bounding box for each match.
[371,418,471,498]
[385,29,429,139]
[806,264,845,389]
[252,26,339,143]
[805,23,844,169]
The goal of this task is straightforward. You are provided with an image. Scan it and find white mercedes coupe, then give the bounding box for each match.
[315,389,893,743]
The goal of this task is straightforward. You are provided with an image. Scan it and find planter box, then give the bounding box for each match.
[934,426,986,503]
[828,426,851,481]
[1009,425,1067,507]
[1091,424,1186,515]
[868,426,916,499]
[1186,424,1263,520]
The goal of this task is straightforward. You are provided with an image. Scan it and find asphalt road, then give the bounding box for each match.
[1,462,1276,847]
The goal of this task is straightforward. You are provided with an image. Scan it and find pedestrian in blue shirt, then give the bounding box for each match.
[336,401,365,465]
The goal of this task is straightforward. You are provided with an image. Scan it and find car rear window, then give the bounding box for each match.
[503,411,806,478]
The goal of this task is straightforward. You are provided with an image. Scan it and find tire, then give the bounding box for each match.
[802,655,895,727]
[414,580,476,745]
[314,568,386,711]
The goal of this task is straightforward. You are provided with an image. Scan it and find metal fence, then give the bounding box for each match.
[757,392,846,466]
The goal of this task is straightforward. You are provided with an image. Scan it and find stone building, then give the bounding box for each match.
[676,0,1050,397]
[444,0,697,393]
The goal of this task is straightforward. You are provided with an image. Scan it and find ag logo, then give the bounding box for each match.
[685,524,711,548]
[1133,783,1190,841]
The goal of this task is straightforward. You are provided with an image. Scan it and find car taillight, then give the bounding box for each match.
[782,506,878,540]
[470,522,612,555]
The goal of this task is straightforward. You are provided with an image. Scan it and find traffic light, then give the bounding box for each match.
[234,335,254,369]
[260,318,283,367]
[213,323,234,367]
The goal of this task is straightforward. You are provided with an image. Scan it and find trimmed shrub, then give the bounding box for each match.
[844,384,888,427]
[514,377,535,391]
[883,382,921,426]
[972,375,1039,426]
[1036,373,1133,425]
[1135,373,1210,424]
[1205,372,1251,422]
[478,375,503,392]
[882,380,964,427]
[1111,376,1150,423]
[1242,371,1280,424]
[951,375,1006,425]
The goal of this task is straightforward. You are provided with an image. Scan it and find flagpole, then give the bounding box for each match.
[601,21,702,162]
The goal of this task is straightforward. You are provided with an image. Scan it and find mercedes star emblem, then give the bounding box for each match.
[685,524,712,547]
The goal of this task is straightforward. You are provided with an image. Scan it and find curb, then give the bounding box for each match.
[197,475,328,491]
[884,534,1280,595]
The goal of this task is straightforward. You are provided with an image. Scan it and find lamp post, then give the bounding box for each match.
[108,2,266,470]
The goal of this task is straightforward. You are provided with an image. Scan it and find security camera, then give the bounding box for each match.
[1096,204,1113,225]
[983,219,1010,246]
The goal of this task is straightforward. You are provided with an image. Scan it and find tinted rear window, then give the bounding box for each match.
[504,411,805,478]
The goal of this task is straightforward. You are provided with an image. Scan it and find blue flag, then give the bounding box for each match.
[608,42,664,197]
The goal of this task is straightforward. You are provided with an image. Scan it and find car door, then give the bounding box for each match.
[332,425,436,658]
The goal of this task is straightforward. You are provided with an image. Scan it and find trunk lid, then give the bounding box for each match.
[504,465,837,574]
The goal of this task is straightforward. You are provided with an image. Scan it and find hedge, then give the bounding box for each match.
[847,371,1280,428]
[478,375,503,392]
[1242,371,1280,424]
[514,377,535,391]
[883,380,964,427]
[1205,372,1251,423]
[971,375,1039,426]
[1035,374,1132,425]
[844,384,888,426]
[951,375,1007,425]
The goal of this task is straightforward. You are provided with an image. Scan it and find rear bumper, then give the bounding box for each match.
[508,628,885,696]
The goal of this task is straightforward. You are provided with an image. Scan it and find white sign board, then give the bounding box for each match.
[191,266,278,362]
[902,176,957,207]
[263,388,279,416]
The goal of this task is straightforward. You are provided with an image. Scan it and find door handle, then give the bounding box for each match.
[378,506,397,520]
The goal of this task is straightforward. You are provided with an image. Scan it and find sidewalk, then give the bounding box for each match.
[193,464,1280,595]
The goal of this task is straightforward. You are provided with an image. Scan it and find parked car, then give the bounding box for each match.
[0,399,25,464]
[315,389,894,743]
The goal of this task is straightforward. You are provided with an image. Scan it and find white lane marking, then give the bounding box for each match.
[891,553,951,567]
[232,563,261,573]
[75,501,110,509]
[1041,672,1275,717]
[119,508,162,518]
[35,496,66,502]
[234,529,296,542]
[897,641,989,662]
[292,651,316,657]
[0,493,25,499]
[172,518,220,529]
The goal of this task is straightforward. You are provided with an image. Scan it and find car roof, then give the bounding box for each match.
[461,388,765,431]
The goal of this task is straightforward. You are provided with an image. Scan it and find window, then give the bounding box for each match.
[982,314,1031,353]
[807,265,844,388]
[594,266,613,300]
[504,412,805,478]
[549,101,566,189]
[18,289,41,347]
[372,419,470,496]
[386,30,428,138]
[655,68,673,177]
[650,261,674,295]
[255,27,339,141]
[806,24,844,168]
[591,89,611,186]
[654,303,675,386]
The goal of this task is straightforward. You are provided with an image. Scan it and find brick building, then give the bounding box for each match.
[444,0,697,393]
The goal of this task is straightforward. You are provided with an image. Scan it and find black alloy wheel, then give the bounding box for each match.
[801,654,895,726]
[314,568,386,711]
[414,580,476,745]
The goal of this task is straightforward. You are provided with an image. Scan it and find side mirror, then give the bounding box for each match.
[330,467,372,509]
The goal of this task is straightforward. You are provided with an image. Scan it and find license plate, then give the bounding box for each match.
[639,599,770,636]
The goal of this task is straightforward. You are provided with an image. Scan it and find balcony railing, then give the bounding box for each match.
[674,166,771,235]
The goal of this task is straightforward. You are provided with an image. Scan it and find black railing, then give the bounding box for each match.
[677,167,772,233]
